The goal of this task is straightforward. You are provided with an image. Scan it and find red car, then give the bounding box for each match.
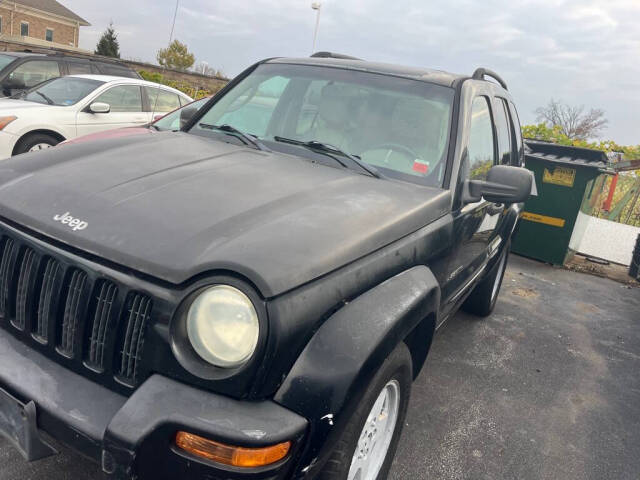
[61,96,210,145]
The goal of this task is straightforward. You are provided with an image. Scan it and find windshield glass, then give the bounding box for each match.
[153,96,209,131]
[23,77,104,106]
[0,55,16,71]
[191,63,454,186]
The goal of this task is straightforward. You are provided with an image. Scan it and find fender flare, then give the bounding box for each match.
[274,265,440,478]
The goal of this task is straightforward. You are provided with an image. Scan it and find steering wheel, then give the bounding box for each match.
[360,143,421,168]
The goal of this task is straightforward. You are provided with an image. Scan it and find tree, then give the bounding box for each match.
[535,99,608,140]
[95,22,120,58]
[193,61,225,78]
[157,40,195,71]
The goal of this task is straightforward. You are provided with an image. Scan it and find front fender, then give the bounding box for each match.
[274,266,440,478]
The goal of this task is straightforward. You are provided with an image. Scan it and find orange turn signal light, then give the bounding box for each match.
[175,431,291,468]
[0,116,17,130]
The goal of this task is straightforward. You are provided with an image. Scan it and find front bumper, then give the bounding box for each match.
[0,329,308,479]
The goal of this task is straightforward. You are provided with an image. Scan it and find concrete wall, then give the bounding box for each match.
[121,59,228,94]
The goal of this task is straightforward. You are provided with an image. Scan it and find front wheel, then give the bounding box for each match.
[318,343,412,480]
[14,133,60,155]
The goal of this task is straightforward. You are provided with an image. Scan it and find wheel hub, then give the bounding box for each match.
[348,380,400,480]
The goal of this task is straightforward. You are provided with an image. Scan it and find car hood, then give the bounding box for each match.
[0,98,53,111]
[0,132,449,297]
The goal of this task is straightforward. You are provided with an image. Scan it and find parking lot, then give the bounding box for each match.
[1,255,639,480]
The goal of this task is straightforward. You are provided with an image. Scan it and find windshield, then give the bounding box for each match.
[0,55,16,71]
[23,77,104,106]
[190,63,454,186]
[153,96,209,131]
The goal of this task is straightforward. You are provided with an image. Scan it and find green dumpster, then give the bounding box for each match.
[511,141,609,265]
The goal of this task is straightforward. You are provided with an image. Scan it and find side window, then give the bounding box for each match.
[509,101,524,166]
[67,62,92,75]
[466,96,495,181]
[494,98,512,165]
[94,85,142,112]
[147,87,181,112]
[10,60,60,88]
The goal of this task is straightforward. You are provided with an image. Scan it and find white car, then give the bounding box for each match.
[0,75,192,158]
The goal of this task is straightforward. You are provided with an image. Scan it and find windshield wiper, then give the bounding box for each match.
[199,123,268,151]
[273,136,380,178]
[35,91,54,105]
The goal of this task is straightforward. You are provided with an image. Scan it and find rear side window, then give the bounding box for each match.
[94,63,137,78]
[94,85,142,112]
[465,96,495,181]
[494,98,512,165]
[146,87,181,112]
[10,60,60,88]
[67,62,92,75]
[509,101,524,166]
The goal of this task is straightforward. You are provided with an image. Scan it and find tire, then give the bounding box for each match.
[318,343,412,480]
[462,240,510,317]
[14,133,60,155]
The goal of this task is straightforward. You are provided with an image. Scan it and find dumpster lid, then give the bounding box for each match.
[524,140,608,169]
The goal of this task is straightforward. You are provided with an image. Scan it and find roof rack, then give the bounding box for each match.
[310,51,363,60]
[472,67,508,90]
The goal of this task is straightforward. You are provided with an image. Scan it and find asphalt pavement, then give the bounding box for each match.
[1,255,639,480]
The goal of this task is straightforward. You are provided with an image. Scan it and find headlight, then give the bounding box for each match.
[186,285,259,368]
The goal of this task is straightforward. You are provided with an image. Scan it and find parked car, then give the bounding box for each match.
[0,74,192,157]
[0,52,140,98]
[0,54,531,480]
[59,96,210,146]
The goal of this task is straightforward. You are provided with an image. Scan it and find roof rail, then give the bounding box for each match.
[311,51,363,60]
[472,67,508,90]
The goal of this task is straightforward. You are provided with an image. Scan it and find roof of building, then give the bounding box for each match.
[15,0,90,26]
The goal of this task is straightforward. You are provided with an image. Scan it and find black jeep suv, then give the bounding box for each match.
[0,53,531,480]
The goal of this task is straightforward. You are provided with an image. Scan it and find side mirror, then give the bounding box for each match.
[89,102,110,114]
[463,165,533,204]
[179,106,198,128]
[2,76,26,91]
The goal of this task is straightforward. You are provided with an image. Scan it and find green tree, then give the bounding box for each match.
[94,22,120,58]
[157,40,195,71]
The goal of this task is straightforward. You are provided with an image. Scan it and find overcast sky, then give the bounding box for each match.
[65,0,639,145]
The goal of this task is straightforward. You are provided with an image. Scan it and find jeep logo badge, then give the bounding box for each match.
[53,212,88,231]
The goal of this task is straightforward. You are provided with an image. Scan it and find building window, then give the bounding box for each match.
[20,22,29,37]
[0,17,3,34]
[45,28,53,42]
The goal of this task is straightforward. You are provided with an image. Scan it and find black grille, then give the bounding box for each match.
[35,258,60,341]
[0,238,16,317]
[86,281,118,370]
[0,229,156,391]
[118,293,152,382]
[58,269,88,357]
[13,248,37,330]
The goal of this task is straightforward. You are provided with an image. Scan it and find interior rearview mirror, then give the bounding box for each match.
[463,165,533,205]
[179,106,198,129]
[89,102,110,114]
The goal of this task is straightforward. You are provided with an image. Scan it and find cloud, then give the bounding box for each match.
[63,0,640,144]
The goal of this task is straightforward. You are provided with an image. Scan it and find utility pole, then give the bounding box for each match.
[169,0,180,45]
[311,2,322,54]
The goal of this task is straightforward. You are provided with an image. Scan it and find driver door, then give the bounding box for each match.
[76,85,150,137]
[441,95,504,313]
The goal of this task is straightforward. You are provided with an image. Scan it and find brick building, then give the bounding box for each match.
[0,0,89,49]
